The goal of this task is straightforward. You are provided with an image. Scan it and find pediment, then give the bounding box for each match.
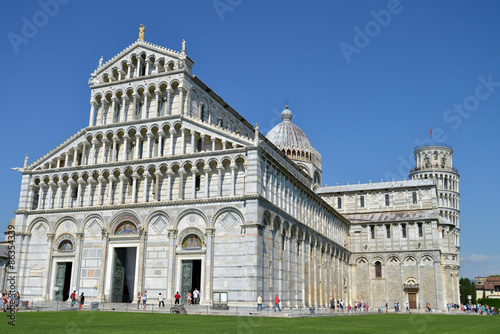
[90,41,193,86]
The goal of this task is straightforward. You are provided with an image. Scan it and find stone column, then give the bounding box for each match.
[73,233,84,295]
[144,92,151,119]
[89,101,96,127]
[211,138,216,151]
[143,173,150,202]
[86,178,96,206]
[111,138,118,162]
[204,167,211,198]
[75,179,83,207]
[204,228,215,305]
[90,139,98,164]
[222,140,227,150]
[47,181,56,209]
[191,168,198,199]
[230,164,237,196]
[101,139,109,163]
[97,229,109,302]
[121,95,129,122]
[178,170,186,200]
[185,89,191,116]
[217,166,223,197]
[178,88,184,115]
[131,173,139,203]
[146,132,153,159]
[132,93,138,119]
[42,232,55,301]
[169,129,176,155]
[65,180,74,208]
[97,176,106,206]
[136,227,147,294]
[134,134,142,159]
[166,229,177,303]
[119,174,127,204]
[191,130,196,153]
[122,135,130,161]
[166,170,173,201]
[180,126,186,154]
[57,181,66,208]
[157,131,164,157]
[107,176,116,205]
[154,171,162,201]
[166,89,173,115]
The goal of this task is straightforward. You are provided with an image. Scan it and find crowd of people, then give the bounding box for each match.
[0,290,20,312]
[450,303,497,315]
[134,288,200,309]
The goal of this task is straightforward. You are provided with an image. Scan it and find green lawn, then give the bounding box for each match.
[1,312,499,333]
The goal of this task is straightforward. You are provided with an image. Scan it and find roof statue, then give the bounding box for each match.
[24,154,28,168]
[138,24,145,40]
[98,56,103,68]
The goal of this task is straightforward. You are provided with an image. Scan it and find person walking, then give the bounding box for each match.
[274,295,281,312]
[257,295,263,311]
[158,293,165,307]
[137,292,141,309]
[79,292,85,311]
[193,288,200,304]
[70,290,76,307]
[186,291,192,306]
[142,290,148,309]
[174,291,181,304]
[330,298,335,313]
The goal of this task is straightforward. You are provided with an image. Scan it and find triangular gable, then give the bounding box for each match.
[91,40,192,79]
[28,128,86,171]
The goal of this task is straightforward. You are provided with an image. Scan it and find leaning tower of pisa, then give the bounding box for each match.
[409,143,460,305]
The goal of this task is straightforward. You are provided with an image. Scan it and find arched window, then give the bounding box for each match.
[370,225,375,239]
[375,261,382,278]
[197,139,203,152]
[200,104,205,121]
[402,223,407,238]
[412,192,417,204]
[337,197,342,209]
[195,175,201,190]
[360,195,365,208]
[385,194,390,206]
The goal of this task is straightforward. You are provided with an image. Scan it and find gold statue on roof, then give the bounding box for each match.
[138,24,145,40]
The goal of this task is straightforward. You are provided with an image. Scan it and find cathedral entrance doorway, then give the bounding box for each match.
[180,260,201,304]
[54,262,72,301]
[111,247,137,302]
[408,293,417,309]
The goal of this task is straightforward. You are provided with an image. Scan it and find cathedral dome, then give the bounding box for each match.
[266,107,313,150]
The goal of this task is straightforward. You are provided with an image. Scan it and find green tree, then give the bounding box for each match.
[459,277,476,304]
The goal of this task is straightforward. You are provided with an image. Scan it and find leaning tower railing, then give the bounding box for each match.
[410,165,458,174]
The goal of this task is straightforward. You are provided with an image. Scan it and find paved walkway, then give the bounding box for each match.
[17,301,454,318]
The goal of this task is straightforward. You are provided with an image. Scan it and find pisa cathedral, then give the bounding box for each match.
[10,32,460,310]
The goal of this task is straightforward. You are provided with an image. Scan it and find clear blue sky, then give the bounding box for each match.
[1,0,499,279]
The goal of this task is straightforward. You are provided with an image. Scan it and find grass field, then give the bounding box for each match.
[1,312,499,333]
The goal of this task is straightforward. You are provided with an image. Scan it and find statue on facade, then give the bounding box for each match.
[98,56,103,67]
[138,24,145,40]
[24,154,28,168]
[182,39,186,51]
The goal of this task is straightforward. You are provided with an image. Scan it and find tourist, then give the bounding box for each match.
[174,291,181,304]
[274,295,281,312]
[158,293,164,307]
[70,290,76,307]
[14,292,20,312]
[193,288,200,304]
[79,292,84,311]
[186,291,192,305]
[406,303,410,313]
[142,290,148,309]
[257,295,263,311]
[137,292,141,309]
[385,302,388,314]
[330,298,335,313]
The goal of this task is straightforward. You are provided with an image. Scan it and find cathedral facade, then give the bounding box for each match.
[11,34,460,310]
